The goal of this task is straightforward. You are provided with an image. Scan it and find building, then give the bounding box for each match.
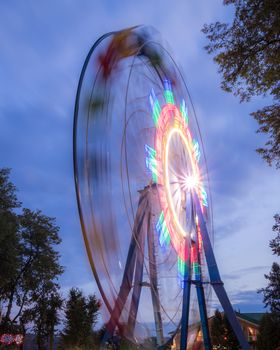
[171,312,264,350]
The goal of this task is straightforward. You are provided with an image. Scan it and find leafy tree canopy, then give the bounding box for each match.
[210,309,240,349]
[270,213,280,256]
[0,168,64,350]
[60,288,100,350]
[257,313,280,350]
[258,214,280,349]
[203,0,280,168]
[258,214,280,314]
[0,169,20,300]
[262,262,280,313]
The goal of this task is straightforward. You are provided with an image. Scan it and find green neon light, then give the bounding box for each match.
[178,257,187,277]
[156,211,171,246]
[145,144,158,183]
[152,99,161,126]
[164,89,174,104]
[193,262,200,275]
[201,187,208,207]
[180,100,189,126]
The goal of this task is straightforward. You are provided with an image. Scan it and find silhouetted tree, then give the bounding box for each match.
[257,313,280,350]
[60,288,100,349]
[270,213,280,256]
[0,168,21,307]
[0,168,64,349]
[202,0,280,168]
[210,309,224,347]
[257,214,280,349]
[22,288,63,350]
[210,309,239,349]
[259,214,280,313]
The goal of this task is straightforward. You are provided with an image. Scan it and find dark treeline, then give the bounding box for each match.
[0,168,101,350]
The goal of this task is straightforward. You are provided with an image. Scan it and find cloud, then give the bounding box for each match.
[1,0,279,319]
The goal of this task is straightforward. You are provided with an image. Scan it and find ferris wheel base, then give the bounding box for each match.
[100,187,249,350]
[182,192,250,350]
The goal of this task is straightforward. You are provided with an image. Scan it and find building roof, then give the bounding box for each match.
[236,312,266,326]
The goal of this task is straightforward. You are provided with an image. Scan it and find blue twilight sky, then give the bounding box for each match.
[1,0,279,314]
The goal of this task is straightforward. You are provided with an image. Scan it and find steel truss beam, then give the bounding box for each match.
[178,192,249,350]
[103,186,164,347]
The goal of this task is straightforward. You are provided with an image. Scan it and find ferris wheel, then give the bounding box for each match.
[73,26,249,350]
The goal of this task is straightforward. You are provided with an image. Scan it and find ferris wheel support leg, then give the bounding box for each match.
[195,281,211,350]
[127,216,146,336]
[147,210,165,347]
[193,192,249,350]
[105,198,148,338]
[180,267,191,350]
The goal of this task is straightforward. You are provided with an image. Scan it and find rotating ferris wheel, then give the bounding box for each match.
[73,26,249,349]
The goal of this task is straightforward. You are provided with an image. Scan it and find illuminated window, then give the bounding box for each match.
[247,327,256,342]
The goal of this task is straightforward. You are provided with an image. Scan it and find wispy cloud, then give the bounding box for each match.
[0,0,278,318]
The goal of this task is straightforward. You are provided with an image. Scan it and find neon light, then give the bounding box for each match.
[149,89,161,125]
[192,140,201,162]
[197,225,203,252]
[200,186,208,207]
[145,144,158,182]
[147,80,209,271]
[156,211,171,247]
[164,128,198,238]
[180,99,189,126]
[193,262,200,280]
[164,79,174,104]
[178,256,187,279]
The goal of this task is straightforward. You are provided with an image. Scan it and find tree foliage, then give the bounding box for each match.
[0,169,21,304]
[257,214,280,349]
[256,313,280,350]
[260,262,280,314]
[60,288,100,350]
[0,168,64,349]
[270,213,280,256]
[259,214,280,313]
[202,0,280,168]
[210,309,240,349]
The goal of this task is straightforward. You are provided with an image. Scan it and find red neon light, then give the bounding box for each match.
[155,103,204,262]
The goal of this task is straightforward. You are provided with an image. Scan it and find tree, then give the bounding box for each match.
[257,313,280,350]
[270,213,280,256]
[1,209,64,338]
[258,214,280,314]
[210,309,225,347]
[0,169,21,304]
[22,288,63,350]
[210,309,239,349]
[260,262,280,313]
[257,215,280,349]
[60,288,100,350]
[0,168,64,349]
[202,0,280,168]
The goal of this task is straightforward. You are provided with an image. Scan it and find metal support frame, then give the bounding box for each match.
[147,210,165,346]
[195,280,211,350]
[180,267,191,350]
[104,187,249,350]
[104,190,148,341]
[192,191,249,350]
[103,186,164,347]
[180,194,211,350]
